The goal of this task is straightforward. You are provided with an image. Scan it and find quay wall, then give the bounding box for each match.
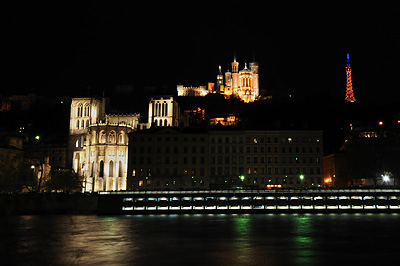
[0,193,98,215]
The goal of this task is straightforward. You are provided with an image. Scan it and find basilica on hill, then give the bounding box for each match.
[177,55,259,103]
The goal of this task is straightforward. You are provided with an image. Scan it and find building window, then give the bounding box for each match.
[100,131,106,143]
[99,161,104,177]
[109,161,114,177]
[77,103,83,117]
[119,133,124,144]
[84,104,90,117]
[118,161,123,177]
[109,131,116,143]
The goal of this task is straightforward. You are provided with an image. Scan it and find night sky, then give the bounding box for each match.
[4,2,400,103]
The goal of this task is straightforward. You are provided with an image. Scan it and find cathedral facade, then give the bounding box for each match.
[68,96,181,192]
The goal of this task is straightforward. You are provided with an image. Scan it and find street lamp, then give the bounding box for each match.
[239,175,245,182]
[382,174,390,182]
[299,175,305,189]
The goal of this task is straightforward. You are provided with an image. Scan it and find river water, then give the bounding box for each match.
[1,213,399,266]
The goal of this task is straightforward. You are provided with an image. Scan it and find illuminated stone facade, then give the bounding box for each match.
[148,96,180,127]
[177,85,208,97]
[68,97,106,178]
[69,96,183,191]
[223,60,259,103]
[68,97,140,192]
[177,56,259,103]
[85,120,137,192]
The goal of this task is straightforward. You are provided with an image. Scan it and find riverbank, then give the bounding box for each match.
[0,193,98,215]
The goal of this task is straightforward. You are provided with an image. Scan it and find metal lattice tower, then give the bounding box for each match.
[345,53,356,102]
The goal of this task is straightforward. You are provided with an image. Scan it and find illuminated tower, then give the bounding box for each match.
[249,61,259,97]
[216,65,224,93]
[345,53,356,102]
[231,53,239,94]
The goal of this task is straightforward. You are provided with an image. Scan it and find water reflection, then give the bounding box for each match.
[293,215,315,265]
[1,214,400,266]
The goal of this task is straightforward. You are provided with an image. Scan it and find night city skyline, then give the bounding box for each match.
[2,3,400,265]
[3,2,400,103]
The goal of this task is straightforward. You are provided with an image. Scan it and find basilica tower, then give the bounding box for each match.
[231,53,239,95]
[216,65,224,93]
[250,61,259,97]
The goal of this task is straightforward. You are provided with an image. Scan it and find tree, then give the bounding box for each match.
[45,169,84,193]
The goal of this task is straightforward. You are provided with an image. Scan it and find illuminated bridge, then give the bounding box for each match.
[97,189,400,214]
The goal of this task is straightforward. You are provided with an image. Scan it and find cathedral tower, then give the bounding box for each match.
[68,97,106,172]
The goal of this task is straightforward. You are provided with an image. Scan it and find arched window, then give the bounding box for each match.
[90,161,94,177]
[99,161,104,177]
[157,102,161,116]
[109,131,116,143]
[84,104,90,117]
[77,103,83,117]
[76,139,80,148]
[164,119,168,127]
[161,102,164,116]
[86,120,89,128]
[164,102,168,116]
[118,133,124,144]
[81,136,84,147]
[81,120,85,128]
[76,120,80,129]
[100,131,106,143]
[109,160,114,177]
[118,160,123,177]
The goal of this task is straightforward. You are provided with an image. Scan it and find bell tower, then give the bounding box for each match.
[231,52,239,95]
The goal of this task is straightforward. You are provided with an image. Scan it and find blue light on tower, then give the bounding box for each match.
[346,53,350,67]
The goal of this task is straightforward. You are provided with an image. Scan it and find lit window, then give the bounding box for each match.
[288,138,292,143]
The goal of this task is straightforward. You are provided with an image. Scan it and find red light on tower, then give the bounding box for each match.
[345,53,356,102]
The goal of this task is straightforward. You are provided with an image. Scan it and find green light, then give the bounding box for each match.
[299,175,305,180]
[35,135,40,140]
[239,175,245,181]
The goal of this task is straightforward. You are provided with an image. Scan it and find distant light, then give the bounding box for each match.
[30,165,35,169]
[35,135,40,140]
[239,175,245,181]
[378,121,383,126]
[382,175,390,182]
[299,175,305,180]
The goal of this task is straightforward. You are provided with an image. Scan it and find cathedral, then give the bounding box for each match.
[177,55,259,103]
[68,96,180,192]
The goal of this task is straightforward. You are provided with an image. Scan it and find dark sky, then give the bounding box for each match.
[4,1,400,103]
